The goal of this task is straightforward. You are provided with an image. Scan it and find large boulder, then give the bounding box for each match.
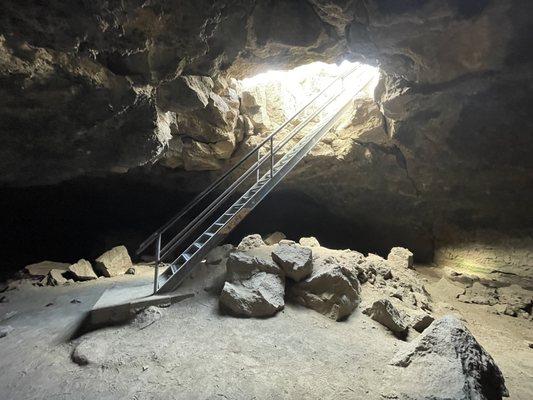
[363,299,408,337]
[263,231,286,245]
[271,243,312,282]
[219,272,285,318]
[390,316,508,400]
[291,257,361,321]
[220,251,285,318]
[94,246,132,277]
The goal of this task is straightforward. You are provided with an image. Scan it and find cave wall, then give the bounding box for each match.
[1,0,533,277]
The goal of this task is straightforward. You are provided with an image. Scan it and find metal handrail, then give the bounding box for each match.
[137,65,361,257]
[158,86,350,260]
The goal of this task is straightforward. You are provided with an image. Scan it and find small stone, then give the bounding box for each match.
[125,267,136,275]
[94,245,133,277]
[0,325,14,338]
[45,302,54,307]
[68,259,97,281]
[48,269,68,286]
[132,306,163,329]
[263,231,286,245]
[387,247,414,269]
[0,296,7,303]
[363,299,408,336]
[142,365,149,372]
[70,298,82,304]
[271,243,312,282]
[298,236,320,248]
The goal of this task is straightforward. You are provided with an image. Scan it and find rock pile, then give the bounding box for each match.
[22,245,136,286]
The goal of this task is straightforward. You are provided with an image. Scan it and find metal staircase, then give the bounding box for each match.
[137,65,374,294]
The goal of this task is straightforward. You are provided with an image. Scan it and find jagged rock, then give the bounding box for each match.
[94,246,132,278]
[157,75,213,113]
[205,244,234,265]
[390,316,508,400]
[291,257,361,321]
[264,231,286,245]
[47,269,68,286]
[219,272,285,318]
[68,259,97,281]
[298,237,320,248]
[458,282,499,306]
[271,243,312,282]
[226,252,282,281]
[0,325,14,338]
[387,247,414,269]
[363,299,408,336]
[409,311,435,333]
[24,261,70,277]
[364,253,393,280]
[236,234,265,251]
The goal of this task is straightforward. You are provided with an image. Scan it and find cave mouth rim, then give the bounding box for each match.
[238,59,380,101]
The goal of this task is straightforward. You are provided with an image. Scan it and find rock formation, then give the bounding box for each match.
[1,0,532,287]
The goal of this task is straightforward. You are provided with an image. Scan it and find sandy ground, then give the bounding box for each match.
[0,261,531,400]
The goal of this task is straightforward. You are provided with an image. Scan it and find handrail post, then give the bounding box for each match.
[153,233,161,294]
[256,147,260,182]
[270,137,274,178]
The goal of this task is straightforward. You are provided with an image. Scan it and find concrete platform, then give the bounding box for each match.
[85,279,194,332]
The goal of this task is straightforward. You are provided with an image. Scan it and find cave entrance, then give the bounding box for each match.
[222,61,399,256]
[238,60,379,130]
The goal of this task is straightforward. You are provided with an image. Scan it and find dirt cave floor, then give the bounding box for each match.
[0,251,531,400]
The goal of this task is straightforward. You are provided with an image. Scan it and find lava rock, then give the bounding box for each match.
[291,258,361,321]
[390,315,508,400]
[226,252,282,281]
[263,231,286,245]
[94,246,133,277]
[271,243,312,282]
[68,259,97,281]
[24,261,70,277]
[364,253,393,280]
[236,234,266,251]
[409,311,435,333]
[219,272,285,318]
[298,236,320,248]
[364,299,408,336]
[387,247,414,269]
[47,269,68,286]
